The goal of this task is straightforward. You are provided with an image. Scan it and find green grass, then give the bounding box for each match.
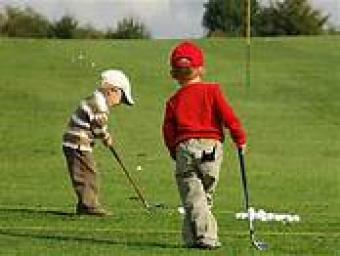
[0,36,339,255]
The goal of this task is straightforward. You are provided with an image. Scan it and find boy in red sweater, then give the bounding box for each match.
[162,41,246,249]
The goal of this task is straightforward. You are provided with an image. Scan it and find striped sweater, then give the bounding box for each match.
[63,90,111,152]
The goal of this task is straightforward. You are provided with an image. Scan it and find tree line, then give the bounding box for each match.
[0,6,150,39]
[203,0,335,37]
[0,0,337,39]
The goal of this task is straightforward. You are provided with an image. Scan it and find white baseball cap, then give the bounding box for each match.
[101,69,135,105]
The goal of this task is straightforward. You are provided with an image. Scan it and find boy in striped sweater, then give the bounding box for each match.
[63,70,134,216]
[163,42,246,249]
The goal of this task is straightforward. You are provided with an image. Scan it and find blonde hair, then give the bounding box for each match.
[98,82,116,92]
[171,67,202,81]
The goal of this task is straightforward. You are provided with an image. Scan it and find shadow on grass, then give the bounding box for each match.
[0,229,183,249]
[0,206,185,250]
[0,207,74,217]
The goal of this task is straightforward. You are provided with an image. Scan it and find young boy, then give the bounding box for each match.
[62,69,134,216]
[162,42,246,249]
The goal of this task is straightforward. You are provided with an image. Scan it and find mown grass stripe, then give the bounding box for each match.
[1,227,339,237]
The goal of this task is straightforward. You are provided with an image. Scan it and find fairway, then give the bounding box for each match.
[0,36,339,255]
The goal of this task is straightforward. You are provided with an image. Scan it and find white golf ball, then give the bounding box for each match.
[286,215,294,222]
[177,206,185,215]
[266,213,274,221]
[248,208,255,221]
[241,213,248,219]
[274,214,283,222]
[136,165,142,171]
[235,213,242,219]
[292,215,301,222]
[259,215,268,222]
[280,215,288,222]
[258,209,266,217]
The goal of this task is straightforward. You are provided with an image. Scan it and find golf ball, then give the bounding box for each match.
[292,215,301,222]
[286,215,294,222]
[235,213,242,219]
[177,206,185,215]
[235,212,248,219]
[136,165,142,171]
[274,214,283,222]
[258,209,266,217]
[260,215,268,222]
[248,208,255,221]
[266,213,275,221]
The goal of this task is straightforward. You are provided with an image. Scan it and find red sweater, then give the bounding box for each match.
[162,82,246,157]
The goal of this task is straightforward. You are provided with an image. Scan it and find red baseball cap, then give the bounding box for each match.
[170,41,204,68]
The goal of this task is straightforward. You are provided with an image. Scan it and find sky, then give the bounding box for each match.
[0,0,338,38]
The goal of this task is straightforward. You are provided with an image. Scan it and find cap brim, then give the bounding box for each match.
[122,91,134,106]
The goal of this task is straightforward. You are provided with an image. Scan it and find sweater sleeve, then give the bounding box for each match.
[92,112,111,142]
[162,101,177,159]
[214,85,246,147]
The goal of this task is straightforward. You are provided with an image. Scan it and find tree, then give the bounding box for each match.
[257,0,329,35]
[202,0,261,37]
[0,7,152,39]
[51,15,78,39]
[0,6,51,38]
[74,24,105,39]
[0,12,5,34]
[106,17,151,39]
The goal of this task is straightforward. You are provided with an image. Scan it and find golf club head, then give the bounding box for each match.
[154,203,167,209]
[252,240,268,251]
[146,203,167,212]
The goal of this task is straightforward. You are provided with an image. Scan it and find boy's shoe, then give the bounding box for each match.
[191,241,222,250]
[76,206,111,217]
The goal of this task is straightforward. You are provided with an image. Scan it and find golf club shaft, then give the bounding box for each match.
[238,148,250,210]
[109,146,150,210]
[237,148,256,239]
[237,148,268,250]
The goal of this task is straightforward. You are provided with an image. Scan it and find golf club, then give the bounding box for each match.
[108,145,151,211]
[237,148,268,251]
[108,145,168,212]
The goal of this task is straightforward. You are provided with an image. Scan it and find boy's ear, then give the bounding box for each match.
[103,88,109,96]
[170,69,176,78]
[198,66,205,76]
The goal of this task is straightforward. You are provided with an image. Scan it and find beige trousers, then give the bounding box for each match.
[63,146,100,210]
[175,138,223,246]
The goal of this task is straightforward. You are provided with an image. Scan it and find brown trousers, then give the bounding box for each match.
[62,146,100,210]
[175,139,223,247]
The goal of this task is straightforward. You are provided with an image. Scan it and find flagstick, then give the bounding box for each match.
[246,0,251,87]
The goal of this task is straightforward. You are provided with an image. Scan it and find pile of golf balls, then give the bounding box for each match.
[235,208,300,223]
